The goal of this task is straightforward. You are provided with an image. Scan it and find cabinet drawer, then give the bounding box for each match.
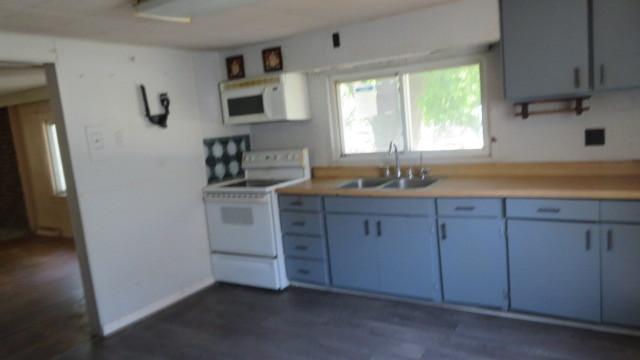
[601,201,640,223]
[283,235,326,260]
[506,199,599,221]
[437,198,503,217]
[286,258,329,285]
[324,197,435,216]
[279,195,323,212]
[280,211,324,236]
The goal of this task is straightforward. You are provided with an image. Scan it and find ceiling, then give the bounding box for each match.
[0,65,46,96]
[0,0,454,50]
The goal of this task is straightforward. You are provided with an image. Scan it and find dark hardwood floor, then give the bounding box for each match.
[0,236,90,360]
[59,283,640,360]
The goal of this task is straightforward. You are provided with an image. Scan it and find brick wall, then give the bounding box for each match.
[0,108,28,229]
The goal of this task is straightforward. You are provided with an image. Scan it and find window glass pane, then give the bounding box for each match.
[46,124,67,195]
[406,64,484,152]
[337,76,404,155]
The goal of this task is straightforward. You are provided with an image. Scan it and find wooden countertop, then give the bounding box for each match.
[277,176,640,200]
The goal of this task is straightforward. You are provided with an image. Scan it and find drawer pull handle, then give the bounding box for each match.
[537,208,561,214]
[297,269,311,275]
[292,221,306,227]
[364,220,370,236]
[607,229,613,252]
[585,230,592,251]
[574,67,581,89]
[454,206,475,212]
[376,221,382,237]
[290,200,303,206]
[440,223,447,241]
[294,245,309,251]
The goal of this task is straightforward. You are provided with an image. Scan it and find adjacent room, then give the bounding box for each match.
[0,63,90,358]
[1,0,639,359]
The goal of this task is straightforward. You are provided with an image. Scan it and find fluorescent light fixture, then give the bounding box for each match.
[134,0,258,23]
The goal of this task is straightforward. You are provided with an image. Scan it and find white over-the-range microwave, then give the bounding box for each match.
[219,72,311,125]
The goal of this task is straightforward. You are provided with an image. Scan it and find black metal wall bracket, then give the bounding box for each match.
[140,85,170,128]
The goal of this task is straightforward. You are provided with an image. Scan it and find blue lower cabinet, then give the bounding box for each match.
[326,212,439,300]
[601,224,640,328]
[326,214,379,292]
[508,220,600,322]
[286,258,329,285]
[439,218,508,309]
[377,217,440,300]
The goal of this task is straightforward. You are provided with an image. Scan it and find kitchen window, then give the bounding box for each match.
[45,123,67,196]
[333,58,488,159]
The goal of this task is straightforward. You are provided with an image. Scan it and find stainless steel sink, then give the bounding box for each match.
[338,178,391,189]
[381,178,438,189]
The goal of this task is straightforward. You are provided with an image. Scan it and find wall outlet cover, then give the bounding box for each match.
[585,128,605,146]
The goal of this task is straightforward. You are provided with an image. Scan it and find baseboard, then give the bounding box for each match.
[100,277,215,336]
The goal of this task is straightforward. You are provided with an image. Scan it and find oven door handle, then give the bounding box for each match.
[204,194,270,204]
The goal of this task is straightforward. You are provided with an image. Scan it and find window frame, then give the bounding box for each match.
[329,54,491,164]
[44,122,68,197]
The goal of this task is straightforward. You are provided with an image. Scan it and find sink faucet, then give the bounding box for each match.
[387,141,401,179]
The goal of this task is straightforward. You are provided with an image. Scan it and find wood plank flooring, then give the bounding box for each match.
[0,236,90,360]
[60,284,640,360]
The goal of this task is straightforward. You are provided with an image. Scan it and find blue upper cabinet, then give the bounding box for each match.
[508,220,601,322]
[592,0,640,92]
[438,218,508,309]
[500,0,591,101]
[601,224,640,328]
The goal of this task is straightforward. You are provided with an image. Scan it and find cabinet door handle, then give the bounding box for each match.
[454,206,475,212]
[294,245,309,251]
[290,200,303,206]
[574,67,581,89]
[537,208,561,214]
[607,229,613,252]
[440,223,447,241]
[376,221,382,237]
[585,230,591,251]
[364,220,370,236]
[292,221,306,227]
[600,64,606,86]
[297,269,310,275]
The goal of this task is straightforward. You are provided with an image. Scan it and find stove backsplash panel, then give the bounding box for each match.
[203,135,251,184]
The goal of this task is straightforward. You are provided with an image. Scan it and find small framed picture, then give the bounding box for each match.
[262,47,283,72]
[226,55,245,80]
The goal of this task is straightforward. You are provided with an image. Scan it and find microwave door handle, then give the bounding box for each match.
[262,88,273,119]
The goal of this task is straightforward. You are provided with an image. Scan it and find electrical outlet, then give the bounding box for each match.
[585,128,605,146]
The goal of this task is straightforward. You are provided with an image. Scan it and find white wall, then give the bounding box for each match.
[0,32,227,335]
[223,0,640,165]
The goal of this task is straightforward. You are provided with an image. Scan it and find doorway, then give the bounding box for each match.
[0,63,96,358]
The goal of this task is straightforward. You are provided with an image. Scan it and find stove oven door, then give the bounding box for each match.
[204,193,277,257]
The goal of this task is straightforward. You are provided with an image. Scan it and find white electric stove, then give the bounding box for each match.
[203,148,310,289]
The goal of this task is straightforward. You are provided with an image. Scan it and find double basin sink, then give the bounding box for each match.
[337,177,438,190]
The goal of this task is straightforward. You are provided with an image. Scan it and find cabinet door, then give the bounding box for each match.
[326,214,378,292]
[593,0,640,92]
[377,217,440,300]
[508,220,600,322]
[439,218,508,309]
[500,0,591,101]
[601,224,640,327]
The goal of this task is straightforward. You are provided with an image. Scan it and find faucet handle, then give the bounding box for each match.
[406,166,415,180]
[383,165,391,178]
[419,167,430,180]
